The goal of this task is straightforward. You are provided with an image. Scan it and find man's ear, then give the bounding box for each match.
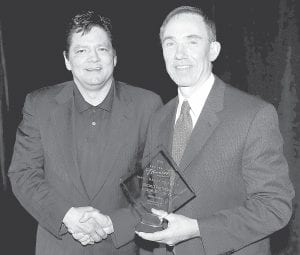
[63,51,71,71]
[113,54,117,67]
[209,41,221,62]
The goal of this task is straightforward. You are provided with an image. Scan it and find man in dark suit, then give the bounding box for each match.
[8,10,162,255]
[136,6,295,255]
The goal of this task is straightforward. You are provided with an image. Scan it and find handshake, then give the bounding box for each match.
[62,206,114,246]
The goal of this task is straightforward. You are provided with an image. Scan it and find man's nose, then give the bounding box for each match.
[89,49,100,62]
[175,44,187,59]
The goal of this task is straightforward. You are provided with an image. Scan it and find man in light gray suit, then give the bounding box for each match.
[136,6,295,255]
[8,10,162,255]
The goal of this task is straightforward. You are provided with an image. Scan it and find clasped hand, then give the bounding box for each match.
[63,206,113,246]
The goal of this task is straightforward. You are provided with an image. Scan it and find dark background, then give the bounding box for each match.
[0,0,299,254]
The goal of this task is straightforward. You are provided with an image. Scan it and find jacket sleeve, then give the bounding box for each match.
[198,104,295,255]
[110,93,163,248]
[8,93,72,238]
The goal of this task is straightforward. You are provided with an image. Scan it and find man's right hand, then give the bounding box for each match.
[62,207,108,245]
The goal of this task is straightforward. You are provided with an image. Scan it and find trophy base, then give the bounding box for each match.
[135,222,163,233]
[135,211,164,233]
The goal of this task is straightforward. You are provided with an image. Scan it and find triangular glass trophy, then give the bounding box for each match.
[120,145,196,232]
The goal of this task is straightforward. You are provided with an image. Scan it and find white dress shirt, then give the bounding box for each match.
[175,73,215,128]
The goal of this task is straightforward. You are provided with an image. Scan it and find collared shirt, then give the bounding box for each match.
[73,82,114,197]
[175,73,215,128]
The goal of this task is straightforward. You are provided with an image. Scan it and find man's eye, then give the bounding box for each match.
[164,41,175,47]
[189,40,198,45]
[76,49,86,54]
[98,47,108,52]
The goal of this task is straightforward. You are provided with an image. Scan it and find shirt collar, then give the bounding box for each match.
[73,81,114,113]
[177,73,215,126]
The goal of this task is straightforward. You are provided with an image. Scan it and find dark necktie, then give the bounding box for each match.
[172,100,193,165]
[168,101,193,255]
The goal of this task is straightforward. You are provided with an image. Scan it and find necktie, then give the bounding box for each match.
[168,101,193,255]
[169,101,193,210]
[172,100,193,165]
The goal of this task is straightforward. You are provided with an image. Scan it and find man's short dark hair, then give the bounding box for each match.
[160,6,217,43]
[64,10,114,58]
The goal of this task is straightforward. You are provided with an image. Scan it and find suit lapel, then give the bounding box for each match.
[157,98,178,153]
[89,83,133,201]
[51,82,89,199]
[179,78,225,172]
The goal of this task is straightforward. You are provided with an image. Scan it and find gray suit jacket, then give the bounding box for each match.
[141,76,294,255]
[8,80,162,255]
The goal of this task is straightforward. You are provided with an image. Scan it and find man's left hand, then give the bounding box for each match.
[136,209,200,246]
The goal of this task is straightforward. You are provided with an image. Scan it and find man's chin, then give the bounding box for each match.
[171,76,193,87]
[87,79,109,88]
[174,81,193,88]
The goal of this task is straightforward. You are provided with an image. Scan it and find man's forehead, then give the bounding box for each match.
[70,26,111,45]
[162,13,206,39]
[166,13,204,27]
[72,26,106,37]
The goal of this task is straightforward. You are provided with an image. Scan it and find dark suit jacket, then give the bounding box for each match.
[140,76,294,255]
[8,80,162,255]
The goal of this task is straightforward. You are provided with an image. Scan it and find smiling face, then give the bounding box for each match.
[161,13,220,88]
[64,26,116,92]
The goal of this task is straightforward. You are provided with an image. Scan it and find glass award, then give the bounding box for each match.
[120,145,196,233]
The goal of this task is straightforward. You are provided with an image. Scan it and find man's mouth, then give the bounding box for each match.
[175,65,191,70]
[86,67,102,71]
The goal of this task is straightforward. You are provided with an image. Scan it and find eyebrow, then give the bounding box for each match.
[162,34,204,43]
[73,45,89,49]
[72,43,111,49]
[186,35,203,40]
[162,36,175,43]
